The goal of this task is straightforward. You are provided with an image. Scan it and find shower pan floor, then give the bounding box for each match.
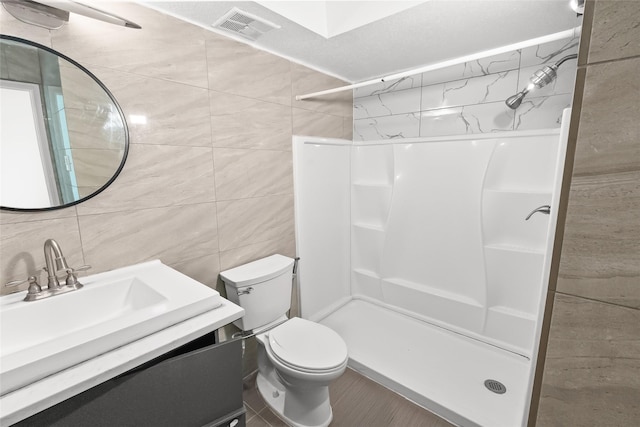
[319,299,532,427]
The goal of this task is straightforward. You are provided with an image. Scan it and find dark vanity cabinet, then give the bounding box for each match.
[14,333,245,427]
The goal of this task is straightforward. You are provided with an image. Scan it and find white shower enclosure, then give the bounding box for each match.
[293,111,569,427]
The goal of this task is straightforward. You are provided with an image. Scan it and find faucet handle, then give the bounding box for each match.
[25,276,42,297]
[65,265,91,288]
[4,276,43,299]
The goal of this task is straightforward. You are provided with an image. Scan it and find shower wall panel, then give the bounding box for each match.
[293,137,352,320]
[380,141,493,333]
[350,130,563,357]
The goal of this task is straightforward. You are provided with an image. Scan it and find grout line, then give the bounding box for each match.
[554,290,640,311]
[73,206,87,266]
[578,53,640,68]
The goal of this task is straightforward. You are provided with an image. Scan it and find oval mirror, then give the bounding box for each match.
[0,35,128,211]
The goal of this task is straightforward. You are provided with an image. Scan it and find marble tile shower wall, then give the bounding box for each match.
[353,36,579,140]
[0,3,352,298]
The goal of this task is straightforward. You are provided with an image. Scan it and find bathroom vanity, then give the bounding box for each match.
[0,261,246,427]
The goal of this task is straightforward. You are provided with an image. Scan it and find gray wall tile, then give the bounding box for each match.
[537,293,640,426]
[170,254,221,290]
[94,67,213,147]
[0,207,77,225]
[0,217,83,290]
[572,58,640,176]
[210,91,292,150]
[291,62,352,117]
[588,0,640,63]
[213,148,293,201]
[557,171,640,309]
[78,203,218,273]
[219,234,296,272]
[217,195,294,252]
[51,4,210,88]
[75,144,216,215]
[293,108,344,139]
[207,38,291,106]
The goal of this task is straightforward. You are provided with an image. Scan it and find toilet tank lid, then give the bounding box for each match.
[220,254,295,288]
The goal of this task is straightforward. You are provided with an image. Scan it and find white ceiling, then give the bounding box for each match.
[143,0,581,83]
[256,1,427,38]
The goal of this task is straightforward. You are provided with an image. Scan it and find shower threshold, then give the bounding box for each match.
[319,299,531,427]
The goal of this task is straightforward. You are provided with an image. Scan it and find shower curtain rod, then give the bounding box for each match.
[295,26,581,101]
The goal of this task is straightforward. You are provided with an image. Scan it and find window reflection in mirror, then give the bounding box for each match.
[0,35,128,211]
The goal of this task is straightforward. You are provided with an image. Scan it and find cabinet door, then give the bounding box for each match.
[17,337,245,427]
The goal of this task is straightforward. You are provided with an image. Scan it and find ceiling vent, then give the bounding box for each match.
[212,7,281,41]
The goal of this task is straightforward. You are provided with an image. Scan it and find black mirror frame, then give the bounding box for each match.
[0,34,129,212]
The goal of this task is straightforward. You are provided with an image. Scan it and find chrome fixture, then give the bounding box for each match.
[44,238,71,289]
[570,0,585,15]
[525,205,551,220]
[505,54,578,109]
[237,287,254,296]
[4,239,90,301]
[4,275,43,302]
[1,0,141,30]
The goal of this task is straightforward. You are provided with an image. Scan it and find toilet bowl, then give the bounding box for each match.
[255,317,348,427]
[219,255,348,427]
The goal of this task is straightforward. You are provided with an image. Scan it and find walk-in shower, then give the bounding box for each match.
[293,110,571,426]
[506,54,578,109]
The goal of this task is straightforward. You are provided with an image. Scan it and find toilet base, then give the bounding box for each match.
[256,372,333,427]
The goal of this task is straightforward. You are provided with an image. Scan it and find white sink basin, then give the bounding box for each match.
[0,260,222,396]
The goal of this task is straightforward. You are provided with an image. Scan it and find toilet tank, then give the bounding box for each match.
[220,254,294,331]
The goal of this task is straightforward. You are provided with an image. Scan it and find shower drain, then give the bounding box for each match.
[484,379,507,394]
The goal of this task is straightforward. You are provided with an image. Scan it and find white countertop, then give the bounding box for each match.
[0,299,244,426]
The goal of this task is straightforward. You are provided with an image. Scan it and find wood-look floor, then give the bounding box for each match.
[243,368,454,427]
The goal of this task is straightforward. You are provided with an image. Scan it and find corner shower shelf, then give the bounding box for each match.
[352,222,386,232]
[352,268,380,279]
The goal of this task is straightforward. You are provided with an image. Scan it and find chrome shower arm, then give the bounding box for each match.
[554,53,578,68]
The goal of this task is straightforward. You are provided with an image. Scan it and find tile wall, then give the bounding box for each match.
[353,31,580,140]
[0,1,352,316]
[533,0,640,425]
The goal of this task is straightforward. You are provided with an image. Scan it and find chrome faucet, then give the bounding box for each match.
[4,239,90,301]
[525,205,551,220]
[44,238,70,290]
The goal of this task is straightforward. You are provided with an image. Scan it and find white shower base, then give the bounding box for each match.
[319,298,531,427]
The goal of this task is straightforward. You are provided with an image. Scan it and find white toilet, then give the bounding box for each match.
[220,254,348,427]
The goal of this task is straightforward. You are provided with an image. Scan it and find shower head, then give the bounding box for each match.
[505,88,530,110]
[505,53,577,109]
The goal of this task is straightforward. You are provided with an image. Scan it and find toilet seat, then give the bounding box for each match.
[268,318,348,373]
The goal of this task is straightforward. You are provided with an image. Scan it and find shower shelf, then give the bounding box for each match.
[484,243,544,255]
[352,268,380,279]
[352,222,385,232]
[488,305,536,321]
[352,181,393,188]
[483,188,552,195]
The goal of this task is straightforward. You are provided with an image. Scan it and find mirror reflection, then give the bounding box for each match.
[0,35,128,211]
